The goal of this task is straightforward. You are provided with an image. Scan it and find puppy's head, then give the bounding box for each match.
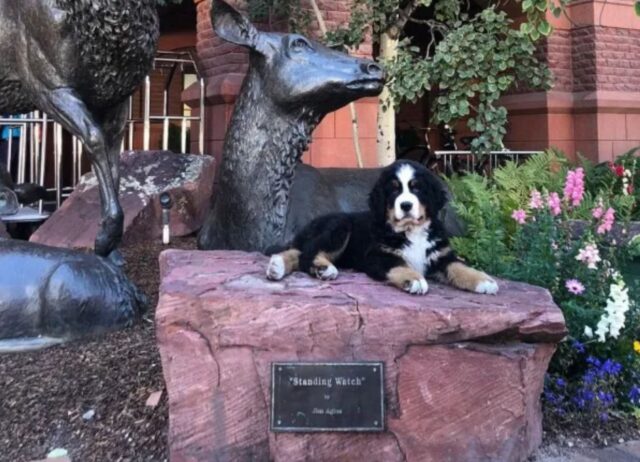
[368,160,447,233]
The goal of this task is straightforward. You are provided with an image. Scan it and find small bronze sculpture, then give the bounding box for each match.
[0,162,47,207]
[197,0,386,252]
[0,0,159,259]
[0,240,148,352]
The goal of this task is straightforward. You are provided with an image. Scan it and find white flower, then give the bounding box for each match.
[594,280,630,342]
[576,244,601,270]
[584,326,593,338]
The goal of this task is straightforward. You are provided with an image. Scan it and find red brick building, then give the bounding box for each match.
[504,0,640,162]
[179,0,640,167]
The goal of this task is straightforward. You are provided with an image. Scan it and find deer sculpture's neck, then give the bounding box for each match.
[215,67,323,250]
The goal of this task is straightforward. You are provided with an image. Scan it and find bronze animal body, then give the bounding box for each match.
[0,0,159,258]
[0,240,147,353]
[197,0,386,252]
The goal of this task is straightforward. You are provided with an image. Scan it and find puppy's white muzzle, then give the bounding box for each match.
[394,192,421,221]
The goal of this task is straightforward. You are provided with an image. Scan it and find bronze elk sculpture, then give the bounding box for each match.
[198,0,387,252]
[0,0,159,260]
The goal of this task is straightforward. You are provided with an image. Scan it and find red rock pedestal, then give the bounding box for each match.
[156,251,566,462]
[30,151,215,250]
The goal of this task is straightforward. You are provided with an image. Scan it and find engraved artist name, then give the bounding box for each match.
[312,407,343,415]
[291,376,364,387]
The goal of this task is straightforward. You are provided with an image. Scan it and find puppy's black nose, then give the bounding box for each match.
[400,201,413,212]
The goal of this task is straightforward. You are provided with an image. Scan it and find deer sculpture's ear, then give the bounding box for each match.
[211,0,262,51]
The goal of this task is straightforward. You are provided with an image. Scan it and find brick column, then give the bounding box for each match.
[501,0,640,162]
[183,0,379,169]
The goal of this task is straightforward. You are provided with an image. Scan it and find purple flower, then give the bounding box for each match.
[572,340,585,354]
[600,359,622,377]
[583,370,596,385]
[600,412,609,422]
[586,356,601,367]
[629,386,640,404]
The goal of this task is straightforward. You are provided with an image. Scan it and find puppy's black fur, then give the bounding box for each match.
[267,160,498,295]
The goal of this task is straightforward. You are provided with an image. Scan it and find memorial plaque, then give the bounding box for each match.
[271,362,384,432]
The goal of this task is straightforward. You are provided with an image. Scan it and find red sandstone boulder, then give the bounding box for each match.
[30,151,215,249]
[156,250,566,462]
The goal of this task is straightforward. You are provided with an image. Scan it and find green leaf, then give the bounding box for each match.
[519,22,532,34]
[538,21,553,36]
[522,0,533,11]
[636,1,640,16]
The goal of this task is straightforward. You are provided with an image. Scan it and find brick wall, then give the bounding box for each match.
[503,0,640,163]
[196,0,249,79]
[544,30,573,92]
[592,26,640,92]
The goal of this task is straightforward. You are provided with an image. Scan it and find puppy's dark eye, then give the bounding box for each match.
[409,180,418,190]
[391,179,401,190]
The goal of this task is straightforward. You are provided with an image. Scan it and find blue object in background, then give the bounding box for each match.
[1,115,21,140]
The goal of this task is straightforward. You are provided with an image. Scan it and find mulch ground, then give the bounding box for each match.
[542,411,640,449]
[0,236,197,462]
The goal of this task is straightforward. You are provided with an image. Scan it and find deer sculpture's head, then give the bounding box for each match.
[211,0,385,114]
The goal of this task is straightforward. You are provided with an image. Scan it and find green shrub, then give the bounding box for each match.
[447,149,640,424]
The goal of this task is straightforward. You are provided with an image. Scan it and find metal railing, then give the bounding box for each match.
[127,51,205,154]
[0,51,205,221]
[434,150,543,176]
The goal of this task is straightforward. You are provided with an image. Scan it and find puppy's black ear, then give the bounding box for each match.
[368,179,386,222]
[425,175,448,216]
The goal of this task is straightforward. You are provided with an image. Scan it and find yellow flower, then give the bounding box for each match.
[634,340,640,354]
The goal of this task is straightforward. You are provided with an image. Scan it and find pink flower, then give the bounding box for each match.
[565,279,585,295]
[563,168,585,207]
[547,192,562,216]
[511,209,527,224]
[592,205,604,220]
[576,243,601,270]
[597,207,615,235]
[529,189,543,209]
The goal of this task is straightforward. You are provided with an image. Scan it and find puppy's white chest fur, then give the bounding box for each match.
[401,225,437,275]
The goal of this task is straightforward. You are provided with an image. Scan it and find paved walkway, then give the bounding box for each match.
[534,441,640,462]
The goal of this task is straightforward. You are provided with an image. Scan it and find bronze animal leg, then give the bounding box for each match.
[31,88,123,258]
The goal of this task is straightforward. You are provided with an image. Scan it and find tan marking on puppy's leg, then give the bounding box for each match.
[311,252,339,280]
[387,266,429,295]
[282,249,301,272]
[266,249,301,281]
[309,233,350,281]
[445,261,499,294]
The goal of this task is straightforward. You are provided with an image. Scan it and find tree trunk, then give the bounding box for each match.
[376,32,399,167]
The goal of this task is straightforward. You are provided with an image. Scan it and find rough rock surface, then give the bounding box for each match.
[156,251,567,462]
[568,219,640,246]
[30,151,215,249]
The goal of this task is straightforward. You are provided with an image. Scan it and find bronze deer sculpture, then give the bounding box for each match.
[198,0,388,252]
[0,0,159,260]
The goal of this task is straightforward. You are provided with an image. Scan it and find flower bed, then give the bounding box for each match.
[446,148,640,436]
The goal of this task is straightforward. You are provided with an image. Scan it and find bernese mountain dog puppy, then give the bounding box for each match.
[266,160,498,295]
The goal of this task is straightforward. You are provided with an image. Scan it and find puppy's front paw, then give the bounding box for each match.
[475,277,499,295]
[404,278,429,295]
[313,264,339,281]
[266,255,286,281]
